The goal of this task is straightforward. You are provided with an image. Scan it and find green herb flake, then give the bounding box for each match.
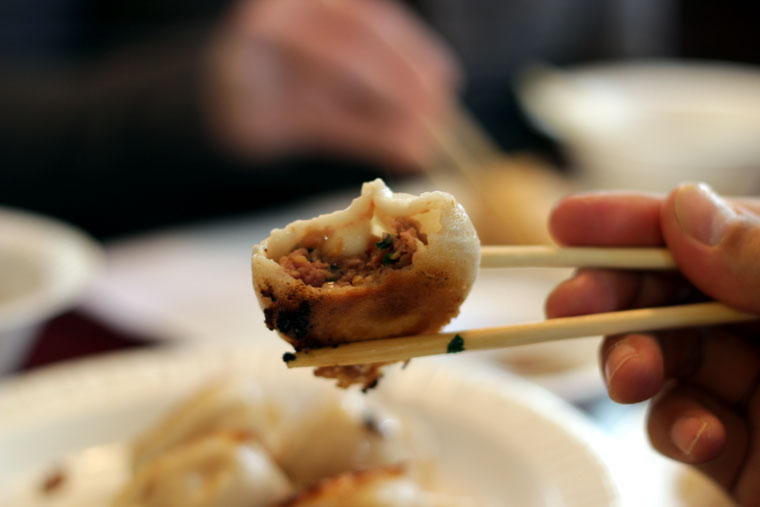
[446,334,465,354]
[282,352,297,363]
[382,252,400,265]
[375,234,394,250]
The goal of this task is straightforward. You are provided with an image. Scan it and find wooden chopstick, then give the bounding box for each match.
[286,302,757,368]
[290,107,747,369]
[423,109,546,246]
[449,105,503,163]
[424,117,486,182]
[480,245,676,269]
[423,106,567,246]
[428,111,677,270]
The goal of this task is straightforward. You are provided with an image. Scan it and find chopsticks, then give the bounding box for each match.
[283,243,751,368]
[423,105,502,187]
[286,302,757,368]
[424,105,569,245]
[480,245,676,269]
[432,112,677,270]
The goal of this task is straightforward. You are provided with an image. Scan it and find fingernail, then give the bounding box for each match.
[671,417,708,456]
[605,343,637,384]
[674,183,737,245]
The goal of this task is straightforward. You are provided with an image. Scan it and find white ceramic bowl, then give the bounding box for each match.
[519,60,760,194]
[0,208,103,373]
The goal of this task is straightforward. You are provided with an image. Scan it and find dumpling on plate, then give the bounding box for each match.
[275,391,410,487]
[132,380,284,470]
[113,431,292,507]
[279,466,473,507]
[252,179,480,388]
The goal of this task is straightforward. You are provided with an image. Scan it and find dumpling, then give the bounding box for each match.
[275,391,410,487]
[132,380,285,470]
[252,179,480,347]
[113,431,292,507]
[279,466,473,507]
[252,179,480,388]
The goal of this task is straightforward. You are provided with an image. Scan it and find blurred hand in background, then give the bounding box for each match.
[208,0,459,170]
[546,183,760,505]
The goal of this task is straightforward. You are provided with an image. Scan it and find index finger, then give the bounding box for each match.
[549,192,664,246]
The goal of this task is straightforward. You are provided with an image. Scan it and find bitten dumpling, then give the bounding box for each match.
[252,179,480,388]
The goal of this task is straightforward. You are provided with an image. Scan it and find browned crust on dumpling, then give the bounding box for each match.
[278,465,405,507]
[257,264,468,350]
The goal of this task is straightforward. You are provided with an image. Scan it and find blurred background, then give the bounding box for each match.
[2,2,760,505]
[3,0,760,239]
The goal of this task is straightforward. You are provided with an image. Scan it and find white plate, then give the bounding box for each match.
[0,342,618,506]
[0,208,103,372]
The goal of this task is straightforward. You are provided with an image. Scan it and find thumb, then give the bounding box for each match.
[662,182,760,314]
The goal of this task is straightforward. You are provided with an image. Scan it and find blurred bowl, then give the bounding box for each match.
[519,60,760,193]
[0,208,103,373]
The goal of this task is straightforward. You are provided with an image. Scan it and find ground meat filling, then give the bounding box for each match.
[313,363,387,392]
[278,219,427,288]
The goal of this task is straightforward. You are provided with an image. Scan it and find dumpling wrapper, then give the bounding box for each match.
[251,179,479,386]
[113,431,292,507]
[275,390,411,487]
[131,380,285,471]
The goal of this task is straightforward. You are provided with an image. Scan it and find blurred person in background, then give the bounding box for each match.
[1,0,757,239]
[0,0,460,238]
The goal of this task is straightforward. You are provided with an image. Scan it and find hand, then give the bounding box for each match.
[546,182,760,505]
[206,0,459,170]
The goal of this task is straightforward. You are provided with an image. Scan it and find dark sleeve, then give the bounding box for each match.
[0,25,386,238]
[0,26,223,196]
[0,24,315,237]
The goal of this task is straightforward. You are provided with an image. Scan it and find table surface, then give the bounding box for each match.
[9,187,736,507]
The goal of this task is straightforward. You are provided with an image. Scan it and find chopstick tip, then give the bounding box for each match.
[282,351,298,368]
[283,349,320,368]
